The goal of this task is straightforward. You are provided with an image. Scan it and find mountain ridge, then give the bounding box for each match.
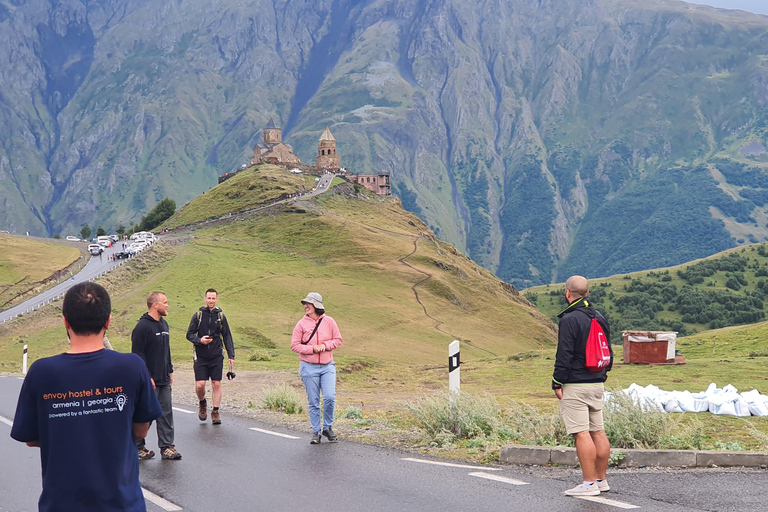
[4,0,768,287]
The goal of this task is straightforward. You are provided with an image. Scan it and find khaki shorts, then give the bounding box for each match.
[559,383,605,434]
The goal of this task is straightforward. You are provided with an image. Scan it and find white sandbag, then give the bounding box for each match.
[620,383,759,416]
[734,396,752,417]
[741,389,768,417]
[709,389,751,417]
[664,398,683,413]
[671,390,709,413]
[689,392,710,413]
[709,399,736,416]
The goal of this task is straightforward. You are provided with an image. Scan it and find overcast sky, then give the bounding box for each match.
[685,1,768,15]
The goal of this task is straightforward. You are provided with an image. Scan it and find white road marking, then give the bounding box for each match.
[468,471,528,485]
[0,415,13,427]
[249,427,301,439]
[172,407,195,414]
[401,457,501,471]
[576,495,640,509]
[142,488,183,511]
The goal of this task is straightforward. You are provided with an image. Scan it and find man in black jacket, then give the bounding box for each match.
[132,291,182,460]
[552,276,612,497]
[186,289,235,425]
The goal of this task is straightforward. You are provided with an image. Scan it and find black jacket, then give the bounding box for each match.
[131,313,173,385]
[552,297,612,389]
[186,306,235,361]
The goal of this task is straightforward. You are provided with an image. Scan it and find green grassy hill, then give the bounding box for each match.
[0,167,556,374]
[525,244,768,335]
[165,165,319,229]
[0,234,83,310]
[5,171,768,452]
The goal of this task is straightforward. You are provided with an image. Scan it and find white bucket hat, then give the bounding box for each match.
[301,292,324,310]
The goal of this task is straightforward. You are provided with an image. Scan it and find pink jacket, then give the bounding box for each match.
[291,314,342,364]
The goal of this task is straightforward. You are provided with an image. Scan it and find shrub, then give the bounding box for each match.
[404,391,510,442]
[341,406,363,419]
[608,450,626,467]
[249,349,272,361]
[262,384,303,414]
[604,388,706,450]
[502,400,571,447]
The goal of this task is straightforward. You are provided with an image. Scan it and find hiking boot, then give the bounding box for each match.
[597,480,610,493]
[137,447,155,460]
[564,483,600,497]
[160,446,182,460]
[211,409,221,425]
[322,427,338,442]
[310,432,322,445]
[198,399,207,421]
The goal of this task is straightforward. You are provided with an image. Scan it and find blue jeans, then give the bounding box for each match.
[299,361,336,434]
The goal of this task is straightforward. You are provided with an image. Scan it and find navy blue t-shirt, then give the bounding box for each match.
[10,349,162,512]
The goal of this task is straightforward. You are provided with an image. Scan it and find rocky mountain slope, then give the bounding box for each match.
[3,0,768,287]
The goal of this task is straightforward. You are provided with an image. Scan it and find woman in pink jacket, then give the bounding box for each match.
[291,292,343,444]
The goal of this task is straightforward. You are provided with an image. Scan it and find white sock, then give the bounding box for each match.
[584,481,596,487]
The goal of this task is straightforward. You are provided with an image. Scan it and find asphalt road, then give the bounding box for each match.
[0,243,128,323]
[2,376,767,511]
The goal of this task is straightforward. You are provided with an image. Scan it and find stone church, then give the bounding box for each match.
[251,118,301,166]
[315,127,340,170]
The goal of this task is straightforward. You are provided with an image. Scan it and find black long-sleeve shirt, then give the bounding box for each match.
[552,298,612,389]
[186,306,235,361]
[131,313,173,385]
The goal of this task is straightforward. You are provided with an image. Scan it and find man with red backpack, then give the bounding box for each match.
[552,275,613,497]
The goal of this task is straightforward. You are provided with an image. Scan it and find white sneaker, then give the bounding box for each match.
[597,480,610,492]
[564,483,601,496]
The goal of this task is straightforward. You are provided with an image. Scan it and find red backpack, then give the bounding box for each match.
[584,315,612,372]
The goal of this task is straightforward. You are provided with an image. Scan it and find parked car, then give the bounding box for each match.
[87,244,103,255]
[65,236,80,242]
[114,251,130,259]
[127,241,147,253]
[109,235,119,243]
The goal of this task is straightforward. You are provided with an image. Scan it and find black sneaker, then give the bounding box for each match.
[161,446,182,460]
[310,432,322,445]
[137,447,155,460]
[322,427,338,442]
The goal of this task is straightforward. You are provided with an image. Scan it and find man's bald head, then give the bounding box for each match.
[565,275,589,299]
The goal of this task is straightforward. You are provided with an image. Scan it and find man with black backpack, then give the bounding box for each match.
[552,275,613,497]
[186,289,235,425]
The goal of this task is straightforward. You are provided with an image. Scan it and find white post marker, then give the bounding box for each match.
[22,344,28,375]
[449,340,460,393]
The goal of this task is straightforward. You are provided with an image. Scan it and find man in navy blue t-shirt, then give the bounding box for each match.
[11,282,162,512]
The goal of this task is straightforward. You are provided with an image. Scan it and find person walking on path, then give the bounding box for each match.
[186,288,235,425]
[552,275,613,497]
[11,282,162,511]
[132,291,182,460]
[291,292,343,444]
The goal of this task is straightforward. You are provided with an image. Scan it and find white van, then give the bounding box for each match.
[97,235,111,247]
